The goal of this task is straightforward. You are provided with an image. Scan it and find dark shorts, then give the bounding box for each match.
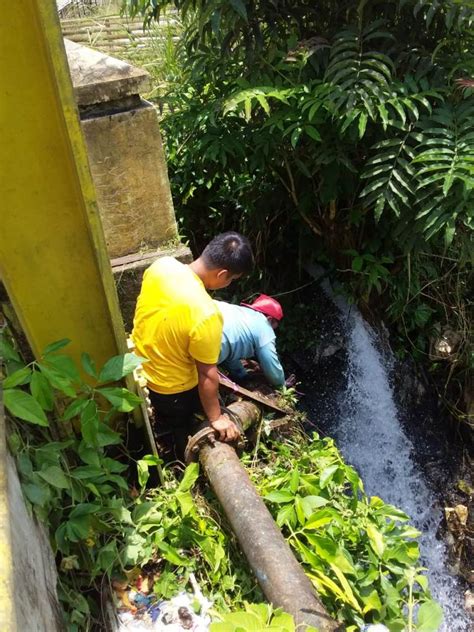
[148,386,203,460]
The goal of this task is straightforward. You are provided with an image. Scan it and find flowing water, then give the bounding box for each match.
[331,294,470,631]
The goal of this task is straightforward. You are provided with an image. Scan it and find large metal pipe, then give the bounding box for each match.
[198,401,340,631]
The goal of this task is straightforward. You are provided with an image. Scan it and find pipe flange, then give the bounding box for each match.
[184,426,218,464]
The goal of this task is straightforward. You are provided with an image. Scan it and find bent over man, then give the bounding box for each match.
[216,294,286,387]
[132,232,254,458]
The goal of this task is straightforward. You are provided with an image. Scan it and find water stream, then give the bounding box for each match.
[331,294,469,631]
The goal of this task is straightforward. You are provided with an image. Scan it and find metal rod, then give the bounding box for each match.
[198,401,340,631]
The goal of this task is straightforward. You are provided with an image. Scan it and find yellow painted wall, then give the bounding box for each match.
[0,0,126,368]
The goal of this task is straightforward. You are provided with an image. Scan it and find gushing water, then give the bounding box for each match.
[332,299,469,632]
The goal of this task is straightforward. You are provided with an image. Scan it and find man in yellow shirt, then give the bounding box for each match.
[132,232,254,458]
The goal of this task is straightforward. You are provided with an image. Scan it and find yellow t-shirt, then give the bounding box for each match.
[132,257,223,395]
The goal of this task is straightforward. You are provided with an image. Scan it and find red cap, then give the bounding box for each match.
[241,294,284,321]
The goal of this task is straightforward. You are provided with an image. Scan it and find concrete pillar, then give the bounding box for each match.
[65,40,192,328]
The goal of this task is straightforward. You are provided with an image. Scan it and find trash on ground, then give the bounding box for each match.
[113,571,211,631]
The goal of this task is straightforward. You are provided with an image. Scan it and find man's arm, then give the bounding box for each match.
[256,341,285,387]
[195,361,240,442]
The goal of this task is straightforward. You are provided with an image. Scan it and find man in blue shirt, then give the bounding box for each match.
[216,294,286,387]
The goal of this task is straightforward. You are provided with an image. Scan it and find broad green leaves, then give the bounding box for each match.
[3,389,48,426]
[210,603,308,632]
[361,100,474,246]
[2,336,144,449]
[416,600,444,631]
[252,434,435,629]
[98,352,147,384]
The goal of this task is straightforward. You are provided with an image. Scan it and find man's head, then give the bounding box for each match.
[241,294,283,329]
[198,232,254,289]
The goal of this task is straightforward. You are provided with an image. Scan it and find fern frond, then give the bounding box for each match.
[414,101,474,197]
[406,0,474,32]
[325,25,439,137]
[324,25,393,134]
[360,131,421,220]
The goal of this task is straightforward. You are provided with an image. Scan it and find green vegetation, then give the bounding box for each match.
[2,331,443,630]
[123,0,473,429]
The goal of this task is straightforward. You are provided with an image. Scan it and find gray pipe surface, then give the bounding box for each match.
[199,406,340,631]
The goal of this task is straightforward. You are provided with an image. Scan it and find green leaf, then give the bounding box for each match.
[352,256,364,272]
[305,508,342,530]
[98,353,146,384]
[305,126,321,142]
[358,111,368,138]
[304,533,337,564]
[178,462,200,493]
[361,588,382,614]
[299,495,329,518]
[212,612,262,631]
[289,469,299,493]
[78,441,101,466]
[66,515,91,541]
[42,339,71,355]
[96,422,122,447]
[366,522,385,557]
[255,94,270,114]
[81,352,98,379]
[290,127,302,149]
[0,337,21,362]
[156,540,189,566]
[4,389,49,426]
[62,397,89,421]
[38,363,76,397]
[416,600,444,631]
[44,354,80,382]
[229,0,247,21]
[23,482,51,507]
[176,490,195,517]
[264,490,294,503]
[30,371,55,411]
[80,400,99,446]
[319,464,339,488]
[97,541,118,572]
[97,387,142,412]
[38,465,69,489]
[3,366,32,388]
[276,503,297,528]
[137,459,151,489]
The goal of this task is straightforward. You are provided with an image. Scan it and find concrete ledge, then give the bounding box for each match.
[65,38,150,106]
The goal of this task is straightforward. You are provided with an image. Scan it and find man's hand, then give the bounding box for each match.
[243,359,262,374]
[210,414,241,442]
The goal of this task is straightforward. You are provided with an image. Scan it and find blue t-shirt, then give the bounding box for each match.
[215,301,285,387]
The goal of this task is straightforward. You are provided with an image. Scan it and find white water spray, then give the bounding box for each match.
[332,298,469,632]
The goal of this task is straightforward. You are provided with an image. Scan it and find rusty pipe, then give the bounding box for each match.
[198,401,339,631]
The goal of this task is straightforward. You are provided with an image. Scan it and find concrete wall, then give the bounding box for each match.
[0,406,62,631]
[65,39,179,260]
[81,102,178,259]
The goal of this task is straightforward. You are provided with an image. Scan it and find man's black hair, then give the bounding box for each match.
[201,232,254,275]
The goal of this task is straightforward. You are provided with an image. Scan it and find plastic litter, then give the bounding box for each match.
[360,625,390,632]
[114,572,211,632]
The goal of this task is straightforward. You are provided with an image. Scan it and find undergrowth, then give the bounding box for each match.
[1,331,443,631]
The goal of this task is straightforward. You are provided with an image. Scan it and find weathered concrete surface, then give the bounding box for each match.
[65,39,179,260]
[65,38,150,106]
[0,404,61,631]
[81,105,178,258]
[112,244,193,331]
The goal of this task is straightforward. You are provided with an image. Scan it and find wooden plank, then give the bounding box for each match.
[218,374,290,415]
